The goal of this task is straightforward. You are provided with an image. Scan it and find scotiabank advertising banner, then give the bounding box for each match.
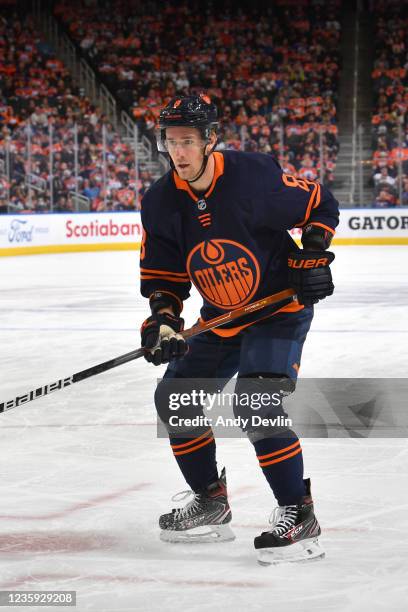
[0,208,407,256]
[0,212,143,255]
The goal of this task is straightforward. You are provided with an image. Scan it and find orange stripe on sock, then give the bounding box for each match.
[256,440,300,461]
[171,428,213,450]
[259,447,302,467]
[173,436,215,456]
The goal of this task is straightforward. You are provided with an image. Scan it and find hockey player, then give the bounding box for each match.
[139,94,339,564]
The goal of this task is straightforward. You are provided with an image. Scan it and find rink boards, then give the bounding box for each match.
[0,208,407,256]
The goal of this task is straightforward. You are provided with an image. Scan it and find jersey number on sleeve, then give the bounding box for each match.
[282,173,316,193]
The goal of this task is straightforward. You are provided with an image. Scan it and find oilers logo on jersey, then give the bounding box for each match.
[186,239,260,309]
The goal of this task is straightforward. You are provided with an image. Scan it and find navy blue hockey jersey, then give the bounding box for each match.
[140,150,339,336]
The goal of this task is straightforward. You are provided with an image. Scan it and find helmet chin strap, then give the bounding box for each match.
[170,141,217,185]
[187,149,209,185]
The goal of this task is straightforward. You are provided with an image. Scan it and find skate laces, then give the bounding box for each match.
[268,505,299,536]
[171,490,203,521]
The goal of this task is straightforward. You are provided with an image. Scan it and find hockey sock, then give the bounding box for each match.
[253,431,306,505]
[169,428,218,492]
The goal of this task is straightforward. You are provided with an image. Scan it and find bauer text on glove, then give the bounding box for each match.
[288,250,335,306]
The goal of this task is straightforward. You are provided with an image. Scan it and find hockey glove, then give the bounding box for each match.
[141,312,186,366]
[288,250,335,306]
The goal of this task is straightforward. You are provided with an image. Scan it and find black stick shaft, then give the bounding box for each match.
[73,348,145,383]
[0,347,146,414]
[0,291,295,414]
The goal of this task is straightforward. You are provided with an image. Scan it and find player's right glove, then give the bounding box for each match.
[288,250,335,306]
[141,312,187,366]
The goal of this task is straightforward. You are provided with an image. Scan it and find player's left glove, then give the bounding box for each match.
[141,312,187,366]
[288,250,335,306]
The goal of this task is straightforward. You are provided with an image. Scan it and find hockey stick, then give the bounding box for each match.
[0,289,296,414]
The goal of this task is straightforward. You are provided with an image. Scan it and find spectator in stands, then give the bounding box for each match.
[373,166,397,190]
[30,107,49,130]
[373,186,397,208]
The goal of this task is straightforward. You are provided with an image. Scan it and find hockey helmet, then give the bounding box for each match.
[156,94,218,153]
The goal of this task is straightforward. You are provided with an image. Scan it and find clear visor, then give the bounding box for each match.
[156,130,208,153]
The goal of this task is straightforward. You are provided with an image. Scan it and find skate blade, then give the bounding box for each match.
[257,538,325,566]
[160,523,236,544]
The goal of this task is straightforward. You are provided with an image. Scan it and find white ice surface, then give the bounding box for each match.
[0,246,407,612]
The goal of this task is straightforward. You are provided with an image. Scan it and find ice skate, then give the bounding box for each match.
[254,478,325,565]
[159,467,235,543]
